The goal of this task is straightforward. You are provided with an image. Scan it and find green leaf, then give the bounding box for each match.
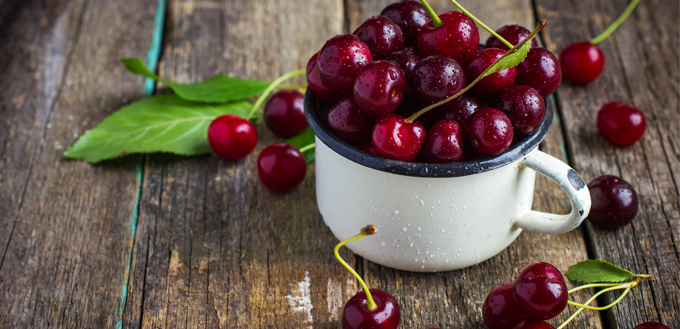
[64,94,251,163]
[285,127,316,163]
[566,259,649,283]
[121,57,271,103]
[482,40,532,79]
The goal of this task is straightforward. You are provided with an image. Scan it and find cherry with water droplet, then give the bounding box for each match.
[354,16,405,60]
[264,90,307,137]
[483,282,529,329]
[385,47,421,78]
[464,108,514,156]
[422,119,465,163]
[485,24,539,50]
[438,94,485,126]
[410,55,466,104]
[207,114,257,160]
[257,143,307,192]
[317,34,374,94]
[307,52,343,104]
[342,289,401,329]
[327,95,375,145]
[371,114,426,161]
[417,11,480,65]
[587,175,638,229]
[515,48,562,97]
[380,1,429,47]
[513,262,568,320]
[464,48,517,96]
[496,85,545,136]
[597,102,646,146]
[353,60,407,116]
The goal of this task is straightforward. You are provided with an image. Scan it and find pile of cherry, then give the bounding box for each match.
[307,1,560,163]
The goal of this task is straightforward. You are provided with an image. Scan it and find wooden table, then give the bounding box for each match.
[0,0,678,328]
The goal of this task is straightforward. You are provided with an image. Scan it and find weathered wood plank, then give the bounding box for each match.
[0,0,158,327]
[535,0,680,327]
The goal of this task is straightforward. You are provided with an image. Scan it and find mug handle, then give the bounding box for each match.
[514,150,591,234]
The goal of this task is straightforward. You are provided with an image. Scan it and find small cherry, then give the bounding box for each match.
[306,52,343,104]
[483,282,529,329]
[257,143,307,192]
[597,102,646,146]
[464,108,514,156]
[438,94,484,126]
[485,24,539,50]
[417,8,479,65]
[513,262,568,320]
[410,55,466,104]
[633,322,670,329]
[512,320,556,329]
[327,95,376,145]
[317,34,374,93]
[372,114,426,161]
[380,1,429,47]
[385,48,421,78]
[264,90,307,137]
[587,175,638,229]
[337,225,400,329]
[496,85,545,136]
[353,60,407,116]
[353,16,405,60]
[208,115,258,160]
[422,120,465,163]
[515,48,562,97]
[464,48,517,96]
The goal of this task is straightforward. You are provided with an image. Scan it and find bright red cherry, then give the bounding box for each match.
[257,143,307,192]
[512,320,556,329]
[483,282,529,329]
[410,55,466,104]
[439,94,484,126]
[465,108,514,156]
[342,289,400,329]
[207,115,257,160]
[597,102,646,146]
[385,48,421,78]
[513,262,568,320]
[317,34,374,93]
[633,322,670,329]
[327,95,375,145]
[380,1,429,47]
[515,48,562,97]
[485,24,539,50]
[353,16,405,60]
[371,114,426,161]
[496,85,545,136]
[353,60,407,116]
[264,90,307,137]
[422,120,465,163]
[560,41,605,85]
[417,11,480,65]
[464,48,517,96]
[306,52,343,104]
[587,175,638,229]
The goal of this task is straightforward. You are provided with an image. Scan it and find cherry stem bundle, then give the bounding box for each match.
[448,0,514,49]
[334,225,379,310]
[420,0,442,27]
[405,19,547,124]
[246,69,306,120]
[590,0,640,44]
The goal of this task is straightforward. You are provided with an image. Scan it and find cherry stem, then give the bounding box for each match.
[448,0,513,49]
[298,143,315,153]
[590,0,640,44]
[420,0,442,27]
[334,225,379,310]
[405,19,547,124]
[278,84,307,90]
[246,69,306,120]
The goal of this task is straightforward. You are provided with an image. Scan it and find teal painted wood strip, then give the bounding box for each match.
[144,0,167,96]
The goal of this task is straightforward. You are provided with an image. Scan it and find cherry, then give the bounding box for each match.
[410,55,466,104]
[371,114,426,161]
[512,320,556,329]
[342,289,400,329]
[633,322,670,329]
[417,11,480,65]
[264,90,307,137]
[353,60,407,116]
[385,48,421,78]
[513,262,568,320]
[485,24,539,50]
[587,175,638,229]
[317,34,374,94]
[422,120,465,163]
[464,48,517,96]
[439,94,484,126]
[515,48,562,97]
[597,102,646,146]
[207,115,257,160]
[380,1,429,47]
[482,282,529,329]
[353,16,405,60]
[257,143,307,192]
[359,142,377,155]
[464,108,514,156]
[327,95,375,145]
[306,52,343,104]
[560,41,605,85]
[496,85,545,136]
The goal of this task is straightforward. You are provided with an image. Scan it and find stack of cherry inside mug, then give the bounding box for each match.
[307,0,562,163]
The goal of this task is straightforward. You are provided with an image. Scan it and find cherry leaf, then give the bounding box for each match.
[565,259,649,283]
[284,127,316,163]
[481,40,532,79]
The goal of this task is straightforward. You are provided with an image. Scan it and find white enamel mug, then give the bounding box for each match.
[305,91,591,272]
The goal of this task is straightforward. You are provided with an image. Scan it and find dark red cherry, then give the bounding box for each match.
[342,289,400,329]
[597,102,646,146]
[512,320,556,329]
[516,48,562,97]
[633,322,670,329]
[380,1,429,47]
[207,115,257,160]
[587,175,638,229]
[513,262,568,320]
[327,95,375,145]
[485,24,539,50]
[372,114,425,161]
[465,108,514,156]
[353,60,407,116]
[359,143,378,155]
[483,282,529,329]
[264,90,307,137]
[306,52,343,104]
[411,56,466,104]
[417,11,480,65]
[560,41,605,85]
[439,94,484,126]
[385,48,421,78]
[422,120,464,163]
[464,48,517,96]
[353,16,405,60]
[317,34,374,93]
[496,85,545,136]
[257,143,307,192]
